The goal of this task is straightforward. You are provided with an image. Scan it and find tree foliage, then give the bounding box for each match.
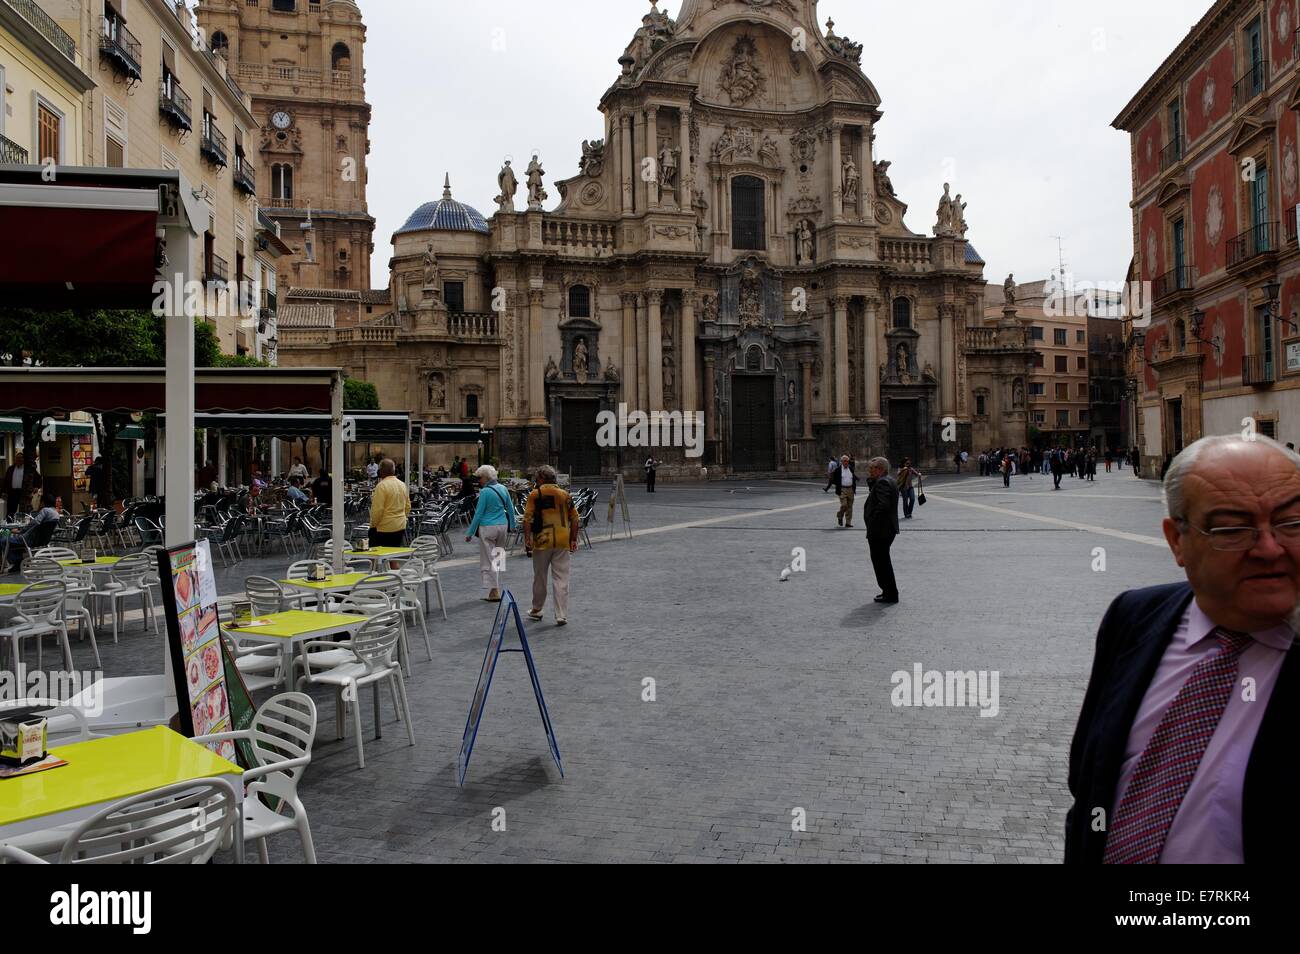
[344,378,380,410]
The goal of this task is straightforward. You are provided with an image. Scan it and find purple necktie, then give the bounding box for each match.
[1103,627,1253,864]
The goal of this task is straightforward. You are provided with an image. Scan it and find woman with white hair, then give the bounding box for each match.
[466,464,516,602]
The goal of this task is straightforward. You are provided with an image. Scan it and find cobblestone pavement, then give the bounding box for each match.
[95,467,1176,863]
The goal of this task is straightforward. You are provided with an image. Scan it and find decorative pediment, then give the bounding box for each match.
[1157,176,1190,209]
[787,194,823,221]
[1226,114,1275,156]
[1287,79,1300,112]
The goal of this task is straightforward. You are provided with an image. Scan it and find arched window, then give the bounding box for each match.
[568,285,591,318]
[271,163,293,202]
[892,297,912,329]
[331,42,352,71]
[210,31,229,55]
[465,393,480,419]
[731,175,765,250]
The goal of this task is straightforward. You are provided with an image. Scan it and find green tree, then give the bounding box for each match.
[343,378,380,410]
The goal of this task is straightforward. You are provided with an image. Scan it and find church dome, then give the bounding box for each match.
[395,175,490,236]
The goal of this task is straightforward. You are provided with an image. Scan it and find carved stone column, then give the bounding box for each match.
[864,296,882,421]
[636,293,648,409]
[681,290,698,412]
[635,111,648,215]
[621,292,637,405]
[679,108,692,211]
[832,295,850,419]
[704,355,717,442]
[647,289,664,411]
[940,302,956,417]
[829,123,844,224]
[528,287,546,423]
[646,105,660,210]
[802,359,813,438]
[859,125,872,221]
[622,114,635,214]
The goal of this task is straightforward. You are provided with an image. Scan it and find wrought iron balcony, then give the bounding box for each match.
[1287,206,1298,244]
[158,78,192,132]
[206,255,229,287]
[200,119,228,168]
[3,0,76,62]
[233,155,256,196]
[1242,353,1275,387]
[1159,136,1183,171]
[1153,265,1194,302]
[99,16,142,81]
[0,133,28,165]
[1232,59,1269,110]
[1226,221,1277,269]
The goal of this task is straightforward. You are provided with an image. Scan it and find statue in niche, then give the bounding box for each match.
[842,154,860,204]
[796,219,815,264]
[718,36,766,106]
[604,360,620,382]
[526,154,548,208]
[1013,379,1025,408]
[759,134,780,166]
[427,372,446,408]
[663,355,674,392]
[658,143,678,189]
[787,380,797,403]
[573,337,589,384]
[738,263,764,330]
[896,343,910,382]
[495,159,518,212]
[701,294,718,324]
[544,357,560,381]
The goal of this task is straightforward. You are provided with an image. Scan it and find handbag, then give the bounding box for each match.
[917,476,927,507]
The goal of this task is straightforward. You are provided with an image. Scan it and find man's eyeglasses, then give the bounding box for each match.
[1178,518,1300,551]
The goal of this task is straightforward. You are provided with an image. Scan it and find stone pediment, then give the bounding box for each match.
[1226,114,1275,156]
[1157,176,1190,208]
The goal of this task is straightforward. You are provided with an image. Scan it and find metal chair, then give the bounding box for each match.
[0,580,73,674]
[89,553,158,644]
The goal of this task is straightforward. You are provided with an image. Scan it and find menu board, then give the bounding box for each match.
[71,438,92,493]
[159,541,237,764]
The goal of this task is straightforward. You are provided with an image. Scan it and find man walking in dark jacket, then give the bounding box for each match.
[1051,448,1064,490]
[862,456,900,604]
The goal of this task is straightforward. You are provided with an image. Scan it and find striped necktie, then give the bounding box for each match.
[1102,626,1253,864]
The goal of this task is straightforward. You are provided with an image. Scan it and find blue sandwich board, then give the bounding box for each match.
[456,589,563,786]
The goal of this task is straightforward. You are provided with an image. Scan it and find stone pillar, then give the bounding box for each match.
[647,289,664,411]
[802,359,813,438]
[621,292,637,405]
[864,296,882,420]
[704,355,717,441]
[940,303,956,417]
[646,105,659,210]
[636,293,649,409]
[829,123,844,224]
[679,108,692,211]
[621,114,634,214]
[681,290,698,412]
[859,125,872,221]
[635,111,647,214]
[832,295,850,419]
[528,288,546,423]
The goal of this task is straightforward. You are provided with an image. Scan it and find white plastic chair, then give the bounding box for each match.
[296,611,413,770]
[410,542,448,620]
[33,546,79,562]
[396,558,434,661]
[89,553,158,643]
[193,692,318,864]
[0,580,73,674]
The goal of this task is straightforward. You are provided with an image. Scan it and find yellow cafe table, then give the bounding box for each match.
[342,546,413,572]
[225,610,369,691]
[0,726,245,862]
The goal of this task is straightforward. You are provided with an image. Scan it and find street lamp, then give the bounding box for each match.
[1262,279,1297,334]
[1189,307,1222,359]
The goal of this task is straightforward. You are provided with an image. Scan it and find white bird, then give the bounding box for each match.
[779,566,792,582]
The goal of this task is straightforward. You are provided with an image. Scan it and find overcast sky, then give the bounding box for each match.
[358,0,1210,291]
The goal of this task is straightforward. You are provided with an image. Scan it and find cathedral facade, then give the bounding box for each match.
[277,0,1022,476]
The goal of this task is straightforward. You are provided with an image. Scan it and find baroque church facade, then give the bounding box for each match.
[267,0,1031,475]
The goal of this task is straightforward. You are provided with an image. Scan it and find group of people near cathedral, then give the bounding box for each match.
[974,445,1143,489]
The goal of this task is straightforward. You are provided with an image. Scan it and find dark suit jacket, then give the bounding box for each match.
[1065,582,1298,864]
[824,464,859,494]
[862,475,900,539]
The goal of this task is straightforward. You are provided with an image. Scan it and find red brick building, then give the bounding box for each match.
[1115,0,1300,472]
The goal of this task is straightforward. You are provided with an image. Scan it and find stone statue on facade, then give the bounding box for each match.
[544,356,560,381]
[701,293,718,324]
[896,343,910,382]
[1013,378,1025,408]
[718,36,765,106]
[1003,273,1017,307]
[663,355,674,392]
[658,143,678,189]
[624,0,675,72]
[495,160,518,212]
[604,360,620,382]
[422,243,439,292]
[935,183,955,236]
[573,337,589,384]
[954,194,968,237]
[579,139,605,178]
[428,372,445,408]
[874,160,896,197]
[796,219,815,264]
[759,134,780,166]
[842,155,860,204]
[526,154,548,210]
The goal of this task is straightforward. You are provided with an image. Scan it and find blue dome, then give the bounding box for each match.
[395,176,490,236]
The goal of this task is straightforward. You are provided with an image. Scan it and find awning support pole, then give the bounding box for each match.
[164,315,194,547]
[331,371,345,574]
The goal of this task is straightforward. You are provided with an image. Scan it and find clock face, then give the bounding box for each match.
[271,110,292,130]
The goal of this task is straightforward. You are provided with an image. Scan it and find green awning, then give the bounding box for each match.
[117,425,144,440]
[0,417,93,436]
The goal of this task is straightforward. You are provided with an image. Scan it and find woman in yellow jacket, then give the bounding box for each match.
[523,465,579,625]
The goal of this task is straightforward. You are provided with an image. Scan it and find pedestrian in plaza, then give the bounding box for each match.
[1086,449,1097,482]
[3,451,38,517]
[288,456,309,481]
[1131,446,1142,479]
[862,457,900,604]
[827,456,838,479]
[523,465,579,625]
[86,455,110,508]
[1051,447,1064,490]
[1065,434,1299,864]
[825,454,859,527]
[1104,448,1113,473]
[466,464,516,602]
[5,492,60,572]
[368,458,410,548]
[311,468,332,506]
[898,457,921,519]
[953,450,962,474]
[978,451,988,476]
[1021,448,1033,479]
[285,476,310,504]
[365,457,380,480]
[1000,452,1012,488]
[645,455,662,492]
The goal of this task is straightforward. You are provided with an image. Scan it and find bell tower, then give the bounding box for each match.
[196,0,375,293]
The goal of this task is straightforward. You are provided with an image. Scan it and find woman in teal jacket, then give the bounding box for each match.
[466,464,517,601]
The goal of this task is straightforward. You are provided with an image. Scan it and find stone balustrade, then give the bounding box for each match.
[449,313,499,338]
[878,238,932,266]
[542,218,616,255]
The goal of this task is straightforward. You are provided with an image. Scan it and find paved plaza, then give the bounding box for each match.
[97,468,1176,863]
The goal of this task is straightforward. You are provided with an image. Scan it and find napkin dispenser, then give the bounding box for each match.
[0,715,47,767]
[308,564,328,582]
[354,537,370,552]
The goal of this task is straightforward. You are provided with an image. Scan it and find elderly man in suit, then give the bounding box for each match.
[862,456,901,604]
[1066,433,1298,864]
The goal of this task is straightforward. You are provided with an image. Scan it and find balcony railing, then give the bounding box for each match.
[233,155,257,196]
[878,238,931,265]
[1287,206,1298,244]
[1232,59,1269,110]
[1159,136,1184,171]
[0,133,28,165]
[1153,265,1193,301]
[1226,221,1277,268]
[1243,354,1275,386]
[541,218,616,254]
[99,16,142,81]
[206,255,229,286]
[262,195,311,211]
[158,78,192,132]
[201,120,228,168]
[4,0,76,62]
[449,313,500,338]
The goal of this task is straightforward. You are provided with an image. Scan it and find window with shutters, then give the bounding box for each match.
[106,136,124,167]
[892,298,912,329]
[37,103,60,163]
[567,284,591,318]
[731,175,765,250]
